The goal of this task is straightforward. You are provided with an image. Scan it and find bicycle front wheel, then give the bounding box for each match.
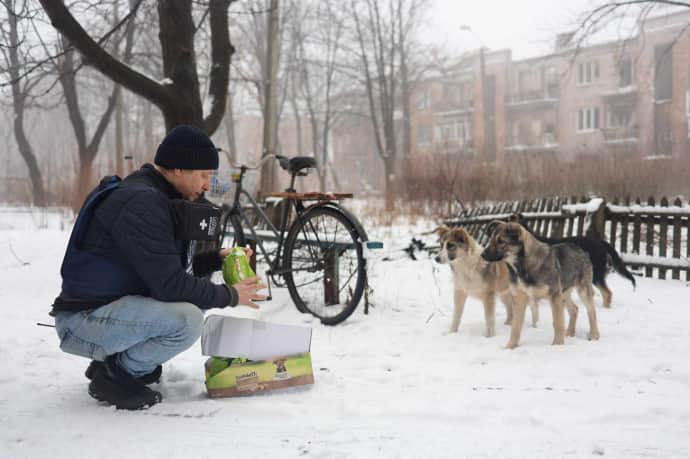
[284,206,366,325]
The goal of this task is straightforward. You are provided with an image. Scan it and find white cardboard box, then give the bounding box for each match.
[201,315,312,360]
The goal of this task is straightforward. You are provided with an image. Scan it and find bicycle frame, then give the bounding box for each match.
[226,162,314,281]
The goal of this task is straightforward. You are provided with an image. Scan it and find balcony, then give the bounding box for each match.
[434,100,474,117]
[505,133,559,152]
[602,126,639,143]
[506,87,559,111]
[601,85,638,103]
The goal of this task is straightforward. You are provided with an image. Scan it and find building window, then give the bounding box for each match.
[578,60,599,86]
[436,120,470,145]
[608,105,633,128]
[544,124,556,144]
[618,59,633,87]
[440,124,454,140]
[443,83,464,105]
[654,44,673,101]
[416,126,432,145]
[545,67,559,98]
[577,107,600,131]
[416,89,432,110]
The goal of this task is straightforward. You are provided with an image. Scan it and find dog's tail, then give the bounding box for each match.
[603,241,636,289]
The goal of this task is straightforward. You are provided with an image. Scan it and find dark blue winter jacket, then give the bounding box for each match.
[52,164,237,313]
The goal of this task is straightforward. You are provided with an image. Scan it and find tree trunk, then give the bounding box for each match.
[383,156,395,211]
[260,0,281,196]
[115,93,124,177]
[223,91,238,165]
[12,113,46,207]
[6,0,46,207]
[397,1,411,160]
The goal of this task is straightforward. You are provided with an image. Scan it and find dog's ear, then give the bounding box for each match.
[451,227,469,244]
[433,225,450,240]
[507,213,520,222]
[505,222,524,241]
[485,220,504,237]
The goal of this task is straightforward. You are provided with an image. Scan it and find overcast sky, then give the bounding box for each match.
[423,0,599,59]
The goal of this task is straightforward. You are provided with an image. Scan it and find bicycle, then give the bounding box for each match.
[213,153,375,325]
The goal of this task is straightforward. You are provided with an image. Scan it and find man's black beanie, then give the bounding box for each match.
[154,125,219,170]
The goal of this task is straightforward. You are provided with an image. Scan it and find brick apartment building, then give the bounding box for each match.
[230,9,690,196]
[410,8,690,162]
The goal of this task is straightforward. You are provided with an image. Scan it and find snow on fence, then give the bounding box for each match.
[445,196,690,281]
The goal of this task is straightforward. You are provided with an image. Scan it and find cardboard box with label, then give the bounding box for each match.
[201,315,314,397]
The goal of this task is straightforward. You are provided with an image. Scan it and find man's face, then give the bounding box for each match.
[173,169,214,201]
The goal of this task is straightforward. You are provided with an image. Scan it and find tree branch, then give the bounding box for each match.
[38,0,171,109]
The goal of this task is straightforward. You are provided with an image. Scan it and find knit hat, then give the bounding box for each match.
[154,125,219,170]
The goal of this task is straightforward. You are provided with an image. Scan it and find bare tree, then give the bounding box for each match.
[349,0,427,210]
[52,2,136,208]
[231,0,296,194]
[0,0,46,206]
[572,1,690,51]
[291,0,348,190]
[38,0,236,134]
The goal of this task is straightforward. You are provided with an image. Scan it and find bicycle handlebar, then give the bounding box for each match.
[219,150,285,171]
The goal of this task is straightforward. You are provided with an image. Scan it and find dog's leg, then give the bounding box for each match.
[595,281,612,309]
[499,293,513,325]
[549,291,566,345]
[506,291,528,349]
[529,300,539,328]
[578,284,600,340]
[563,290,578,337]
[450,290,468,333]
[482,294,496,337]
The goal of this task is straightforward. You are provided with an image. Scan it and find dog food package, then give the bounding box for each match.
[201,315,314,397]
[204,354,314,398]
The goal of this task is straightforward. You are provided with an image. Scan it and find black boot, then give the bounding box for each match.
[86,360,162,385]
[85,360,103,380]
[88,356,162,410]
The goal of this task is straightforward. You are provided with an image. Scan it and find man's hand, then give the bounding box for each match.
[232,276,267,309]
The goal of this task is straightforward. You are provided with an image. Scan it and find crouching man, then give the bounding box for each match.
[51,125,266,410]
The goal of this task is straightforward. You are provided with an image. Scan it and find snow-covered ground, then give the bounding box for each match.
[1,211,689,458]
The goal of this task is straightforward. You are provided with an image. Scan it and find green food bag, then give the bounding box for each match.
[206,357,230,378]
[223,246,256,285]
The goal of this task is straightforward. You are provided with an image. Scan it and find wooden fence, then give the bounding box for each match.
[444,196,690,281]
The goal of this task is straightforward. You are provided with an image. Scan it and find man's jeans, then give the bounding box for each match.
[54,296,204,378]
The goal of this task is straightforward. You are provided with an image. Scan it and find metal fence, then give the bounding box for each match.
[445,196,690,281]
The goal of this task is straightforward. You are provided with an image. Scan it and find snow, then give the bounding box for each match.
[2,214,690,458]
[621,253,690,270]
[562,198,604,214]
[608,204,690,216]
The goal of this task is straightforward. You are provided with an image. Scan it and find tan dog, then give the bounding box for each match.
[435,226,538,337]
[482,221,600,349]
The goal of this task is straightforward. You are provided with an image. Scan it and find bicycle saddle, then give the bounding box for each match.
[277,155,317,176]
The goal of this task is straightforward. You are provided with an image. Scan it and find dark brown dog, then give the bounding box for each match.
[482,221,600,349]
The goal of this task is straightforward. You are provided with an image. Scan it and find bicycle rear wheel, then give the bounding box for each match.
[283,206,366,325]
